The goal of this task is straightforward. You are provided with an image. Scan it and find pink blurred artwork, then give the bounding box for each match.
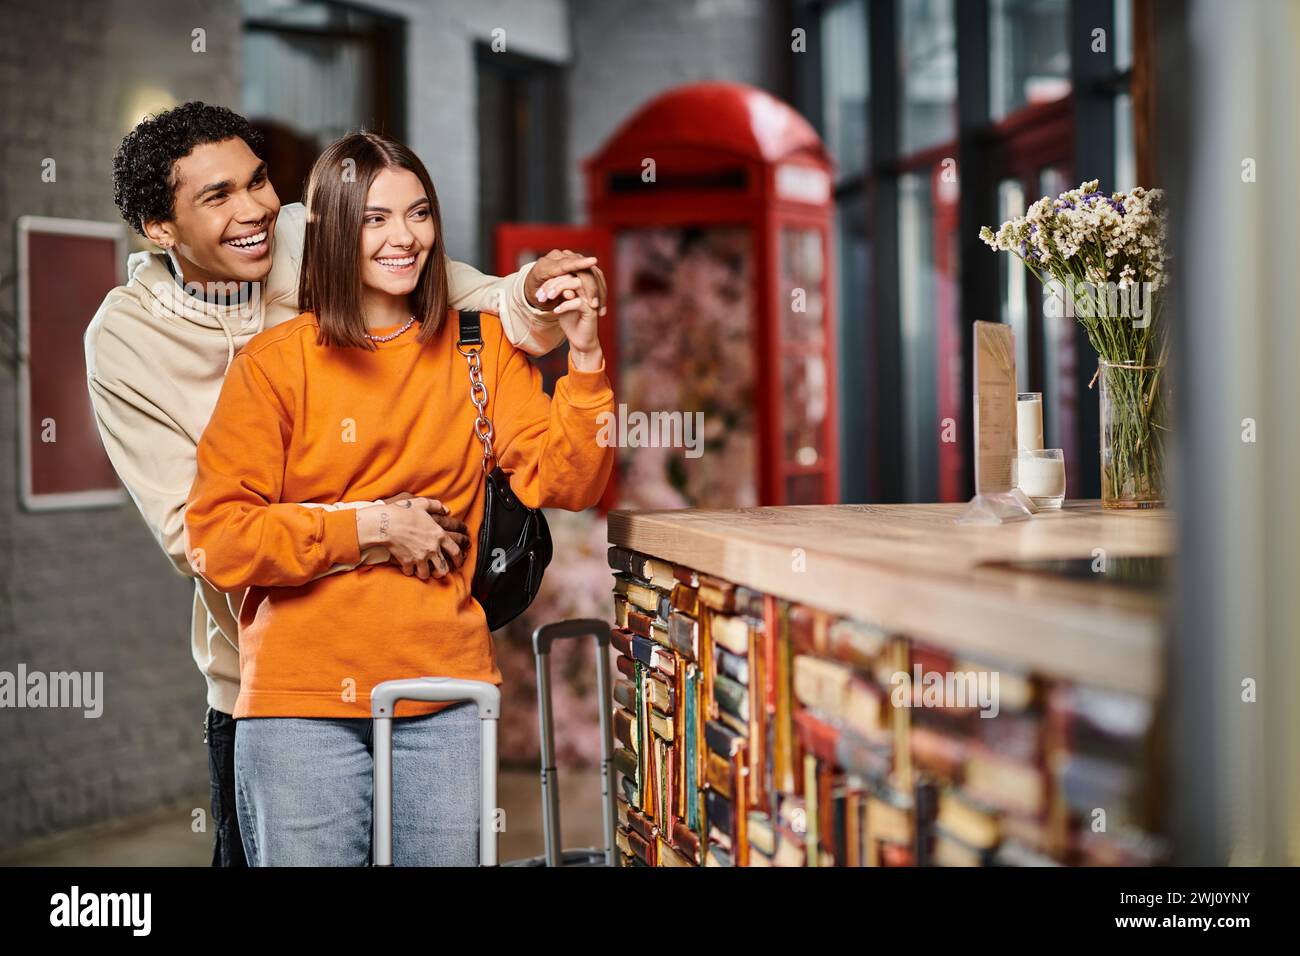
[496,225,759,767]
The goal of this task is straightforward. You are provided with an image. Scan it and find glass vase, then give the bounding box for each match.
[1098,360,1169,509]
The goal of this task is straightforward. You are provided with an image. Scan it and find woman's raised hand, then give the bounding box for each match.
[553,274,604,371]
[355,497,470,580]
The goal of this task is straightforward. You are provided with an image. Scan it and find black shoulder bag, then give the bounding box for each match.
[455,310,553,631]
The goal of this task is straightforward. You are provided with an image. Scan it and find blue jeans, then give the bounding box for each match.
[234,702,481,866]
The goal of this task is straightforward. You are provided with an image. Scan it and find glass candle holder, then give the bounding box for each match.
[1016,392,1044,451]
[1015,448,1066,509]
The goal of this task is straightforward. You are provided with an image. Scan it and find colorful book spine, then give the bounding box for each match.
[606,547,1163,867]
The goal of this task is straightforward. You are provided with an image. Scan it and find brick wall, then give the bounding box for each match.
[0,0,790,853]
[0,0,241,851]
[362,0,571,265]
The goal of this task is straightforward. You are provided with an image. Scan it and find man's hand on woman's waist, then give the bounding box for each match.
[298,492,471,580]
[354,496,470,582]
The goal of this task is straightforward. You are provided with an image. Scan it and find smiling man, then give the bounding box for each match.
[83,102,605,867]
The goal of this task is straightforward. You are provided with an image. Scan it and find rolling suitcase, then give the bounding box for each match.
[506,618,618,866]
[371,618,618,867]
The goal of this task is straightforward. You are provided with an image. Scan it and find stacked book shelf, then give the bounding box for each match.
[606,503,1170,867]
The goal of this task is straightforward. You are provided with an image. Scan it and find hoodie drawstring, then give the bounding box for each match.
[216,301,268,374]
[161,248,266,373]
[217,315,236,373]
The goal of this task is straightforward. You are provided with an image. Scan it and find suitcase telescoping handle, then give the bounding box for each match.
[371,677,501,867]
[532,619,618,867]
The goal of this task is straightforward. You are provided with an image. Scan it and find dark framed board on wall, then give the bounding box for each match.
[17,215,129,511]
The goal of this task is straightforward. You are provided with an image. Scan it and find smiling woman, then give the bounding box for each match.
[298,132,448,349]
[359,169,437,321]
[182,130,616,866]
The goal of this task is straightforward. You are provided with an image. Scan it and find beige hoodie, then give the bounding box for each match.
[83,201,565,714]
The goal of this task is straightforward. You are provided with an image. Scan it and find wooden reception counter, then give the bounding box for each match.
[604,501,1174,867]
[608,500,1172,698]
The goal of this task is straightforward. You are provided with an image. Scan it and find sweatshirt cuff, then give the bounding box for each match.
[515,262,556,318]
[321,507,363,567]
[564,353,613,406]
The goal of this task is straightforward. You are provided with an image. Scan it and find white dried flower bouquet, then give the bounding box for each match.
[981,180,1171,507]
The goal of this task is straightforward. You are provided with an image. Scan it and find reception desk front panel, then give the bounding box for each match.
[605,501,1173,867]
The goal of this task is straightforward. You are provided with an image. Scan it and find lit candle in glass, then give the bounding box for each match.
[1017,392,1044,451]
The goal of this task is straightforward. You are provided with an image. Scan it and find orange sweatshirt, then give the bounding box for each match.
[184,311,615,719]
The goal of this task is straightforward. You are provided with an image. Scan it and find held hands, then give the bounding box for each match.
[523,249,605,371]
[525,248,607,318]
[356,495,471,581]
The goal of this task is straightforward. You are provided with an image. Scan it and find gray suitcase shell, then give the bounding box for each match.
[372,618,618,867]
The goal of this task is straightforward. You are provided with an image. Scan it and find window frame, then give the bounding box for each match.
[795,0,1137,503]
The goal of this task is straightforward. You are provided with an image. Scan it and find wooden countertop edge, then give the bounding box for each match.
[607,509,1165,698]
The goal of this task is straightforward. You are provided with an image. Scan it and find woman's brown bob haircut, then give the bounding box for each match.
[298,131,449,349]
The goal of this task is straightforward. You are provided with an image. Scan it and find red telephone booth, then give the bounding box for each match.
[499,82,839,509]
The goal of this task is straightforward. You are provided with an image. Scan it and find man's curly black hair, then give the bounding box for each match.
[112,101,265,237]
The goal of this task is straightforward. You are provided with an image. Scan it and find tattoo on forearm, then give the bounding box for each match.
[379,510,390,540]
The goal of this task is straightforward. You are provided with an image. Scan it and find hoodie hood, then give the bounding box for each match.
[123,202,307,371]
